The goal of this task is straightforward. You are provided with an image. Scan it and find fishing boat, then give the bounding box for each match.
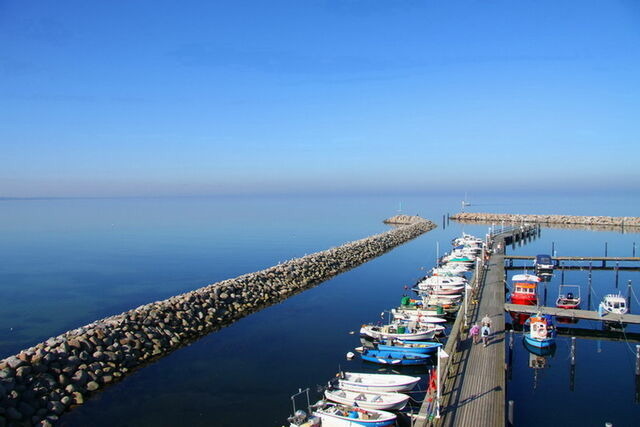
[288,400,397,427]
[416,275,466,288]
[324,388,410,411]
[336,372,420,392]
[555,285,581,309]
[414,284,464,296]
[599,293,628,314]
[510,274,540,305]
[360,322,440,341]
[376,339,442,354]
[360,349,431,366]
[523,314,556,348]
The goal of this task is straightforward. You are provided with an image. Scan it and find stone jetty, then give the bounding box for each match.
[0,216,435,426]
[450,212,640,227]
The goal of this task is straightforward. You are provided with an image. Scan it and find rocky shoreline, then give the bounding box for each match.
[450,212,640,227]
[0,216,435,426]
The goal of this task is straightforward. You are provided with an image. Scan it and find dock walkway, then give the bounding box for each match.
[439,252,506,427]
[504,303,640,324]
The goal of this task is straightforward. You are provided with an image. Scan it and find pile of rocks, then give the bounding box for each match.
[0,217,435,426]
[383,215,425,225]
[450,212,640,227]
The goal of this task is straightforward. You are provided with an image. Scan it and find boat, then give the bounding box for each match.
[555,284,581,309]
[416,275,466,288]
[360,349,432,366]
[534,254,555,271]
[599,293,628,315]
[336,372,420,392]
[523,314,556,348]
[376,339,442,354]
[360,322,440,341]
[324,388,410,411]
[390,309,447,324]
[289,400,397,427]
[510,274,540,305]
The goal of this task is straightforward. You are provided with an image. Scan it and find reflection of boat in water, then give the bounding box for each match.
[523,336,556,357]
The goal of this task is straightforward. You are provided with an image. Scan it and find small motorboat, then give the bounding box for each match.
[360,349,431,366]
[523,314,556,348]
[391,309,447,324]
[556,285,581,309]
[376,339,442,354]
[599,293,628,315]
[360,322,440,341]
[337,372,420,392]
[289,400,397,427]
[324,388,410,411]
[534,254,555,271]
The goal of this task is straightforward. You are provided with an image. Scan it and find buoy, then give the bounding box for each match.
[346,352,355,360]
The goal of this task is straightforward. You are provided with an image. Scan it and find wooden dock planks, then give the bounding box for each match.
[439,253,506,427]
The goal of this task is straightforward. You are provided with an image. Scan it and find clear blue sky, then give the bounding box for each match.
[2,0,639,197]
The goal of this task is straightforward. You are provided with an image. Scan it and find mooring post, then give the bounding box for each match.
[628,280,633,314]
[615,262,619,288]
[507,400,514,427]
[551,241,555,256]
[561,268,565,285]
[588,262,593,310]
[447,213,450,226]
[636,345,640,376]
[634,241,636,257]
[442,214,446,229]
[544,283,548,306]
[603,242,608,268]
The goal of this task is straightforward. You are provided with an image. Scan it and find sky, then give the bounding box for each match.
[1,0,639,197]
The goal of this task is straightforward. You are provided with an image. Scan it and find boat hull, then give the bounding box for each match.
[523,335,555,348]
[324,389,409,411]
[338,372,420,393]
[360,350,431,366]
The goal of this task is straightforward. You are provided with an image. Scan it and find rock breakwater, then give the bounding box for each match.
[0,217,435,426]
[450,212,640,228]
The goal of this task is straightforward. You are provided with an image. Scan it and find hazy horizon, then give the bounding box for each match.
[2,1,639,198]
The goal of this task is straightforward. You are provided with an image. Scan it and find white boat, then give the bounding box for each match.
[430,267,466,277]
[417,275,467,287]
[360,322,439,341]
[324,388,410,411]
[418,294,462,305]
[599,293,628,315]
[391,310,447,324]
[289,401,396,427]
[337,372,420,392]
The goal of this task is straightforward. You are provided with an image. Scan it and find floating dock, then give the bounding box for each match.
[504,303,640,325]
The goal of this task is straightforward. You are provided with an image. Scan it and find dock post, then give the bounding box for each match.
[551,241,555,257]
[603,242,608,267]
[561,268,565,285]
[588,261,591,310]
[442,214,446,229]
[636,345,640,376]
[447,213,450,226]
[634,241,636,257]
[628,280,632,314]
[615,262,619,288]
[507,400,514,427]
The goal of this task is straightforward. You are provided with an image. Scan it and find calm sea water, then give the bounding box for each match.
[0,193,638,426]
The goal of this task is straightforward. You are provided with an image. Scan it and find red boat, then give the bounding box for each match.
[555,284,581,309]
[510,274,540,305]
[509,274,541,325]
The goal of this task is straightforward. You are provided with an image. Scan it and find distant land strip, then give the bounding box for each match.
[0,215,435,426]
[450,212,640,228]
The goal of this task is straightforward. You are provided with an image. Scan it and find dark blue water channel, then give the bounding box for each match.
[0,193,638,426]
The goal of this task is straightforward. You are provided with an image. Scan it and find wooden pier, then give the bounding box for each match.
[504,303,640,325]
[416,226,536,426]
[504,255,640,270]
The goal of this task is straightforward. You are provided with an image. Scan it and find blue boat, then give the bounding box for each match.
[360,349,431,365]
[376,339,442,354]
[523,314,556,348]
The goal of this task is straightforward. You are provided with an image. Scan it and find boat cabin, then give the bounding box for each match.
[600,294,628,315]
[534,254,555,270]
